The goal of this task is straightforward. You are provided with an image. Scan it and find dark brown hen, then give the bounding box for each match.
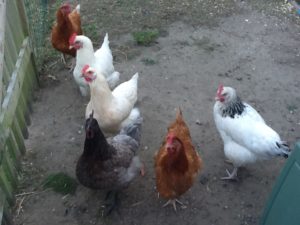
[76,112,144,215]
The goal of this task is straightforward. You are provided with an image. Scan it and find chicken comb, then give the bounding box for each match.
[166,133,175,144]
[69,33,77,45]
[61,2,72,13]
[217,84,224,96]
[81,65,90,74]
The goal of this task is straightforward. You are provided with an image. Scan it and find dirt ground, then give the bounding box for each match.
[13,0,300,225]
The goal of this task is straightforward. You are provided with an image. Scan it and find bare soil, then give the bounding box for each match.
[14,1,300,225]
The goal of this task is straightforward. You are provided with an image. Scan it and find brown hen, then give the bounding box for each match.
[154,108,203,211]
[51,3,82,65]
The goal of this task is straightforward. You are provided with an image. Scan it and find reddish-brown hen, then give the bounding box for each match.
[155,109,203,211]
[51,3,82,63]
[155,109,202,211]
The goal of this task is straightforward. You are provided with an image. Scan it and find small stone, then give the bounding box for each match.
[196,120,202,125]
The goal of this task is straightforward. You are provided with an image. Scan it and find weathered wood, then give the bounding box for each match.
[0,0,6,107]
[0,188,5,223]
[15,97,29,139]
[11,119,25,155]
[6,130,21,170]
[5,25,19,64]
[0,167,14,206]
[2,64,9,92]
[0,189,12,225]
[16,0,29,36]
[6,1,24,50]
[0,37,31,129]
[2,149,18,189]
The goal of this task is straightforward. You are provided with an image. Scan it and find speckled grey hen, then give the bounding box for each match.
[76,111,144,215]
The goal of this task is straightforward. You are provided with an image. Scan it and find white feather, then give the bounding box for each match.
[75,4,80,13]
[73,34,119,96]
[214,90,288,168]
[85,72,139,136]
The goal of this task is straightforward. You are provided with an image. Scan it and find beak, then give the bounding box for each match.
[69,45,74,49]
[215,96,220,101]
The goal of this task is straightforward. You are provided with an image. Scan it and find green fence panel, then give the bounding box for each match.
[260,141,300,225]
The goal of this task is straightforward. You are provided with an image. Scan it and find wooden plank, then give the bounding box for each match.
[0,0,6,108]
[16,0,29,36]
[0,37,31,129]
[11,118,25,155]
[18,63,33,127]
[5,24,19,65]
[0,189,12,225]
[6,130,21,170]
[2,63,9,91]
[15,97,29,139]
[2,149,17,189]
[0,188,5,224]
[6,1,24,50]
[0,169,14,206]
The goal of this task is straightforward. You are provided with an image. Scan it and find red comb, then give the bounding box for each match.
[61,2,71,13]
[69,33,77,45]
[166,133,175,144]
[81,65,90,74]
[217,84,224,96]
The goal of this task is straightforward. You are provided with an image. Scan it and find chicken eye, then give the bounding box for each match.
[222,93,227,96]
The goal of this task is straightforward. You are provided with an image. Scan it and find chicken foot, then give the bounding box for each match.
[102,190,120,216]
[163,199,185,211]
[221,167,238,180]
[60,53,75,72]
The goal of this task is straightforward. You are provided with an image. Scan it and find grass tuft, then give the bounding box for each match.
[132,29,159,46]
[42,172,77,195]
[141,58,157,65]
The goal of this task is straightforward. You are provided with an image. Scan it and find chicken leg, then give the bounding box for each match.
[103,190,120,216]
[221,167,238,180]
[163,199,185,211]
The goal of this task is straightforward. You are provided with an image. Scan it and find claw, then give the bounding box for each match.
[162,199,185,211]
[221,167,239,181]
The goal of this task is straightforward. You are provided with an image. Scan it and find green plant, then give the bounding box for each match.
[141,58,157,65]
[132,29,159,46]
[42,172,77,195]
[287,104,298,113]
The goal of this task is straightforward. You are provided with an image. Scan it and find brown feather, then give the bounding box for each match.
[155,108,203,200]
[51,4,82,57]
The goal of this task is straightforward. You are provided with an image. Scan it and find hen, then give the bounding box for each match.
[69,33,120,96]
[51,3,82,66]
[213,85,291,180]
[76,111,144,215]
[82,65,140,136]
[154,109,202,211]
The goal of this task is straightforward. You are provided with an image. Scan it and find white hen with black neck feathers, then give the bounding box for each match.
[213,85,290,180]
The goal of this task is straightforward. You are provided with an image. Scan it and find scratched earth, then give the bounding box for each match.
[14,0,300,225]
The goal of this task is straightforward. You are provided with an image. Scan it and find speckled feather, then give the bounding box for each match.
[76,116,142,191]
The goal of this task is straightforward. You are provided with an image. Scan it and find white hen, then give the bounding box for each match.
[213,85,290,180]
[69,33,120,96]
[82,65,140,136]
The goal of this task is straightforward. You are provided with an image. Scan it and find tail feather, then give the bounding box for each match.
[276,141,291,158]
[75,4,80,13]
[102,33,109,47]
[131,73,139,82]
[120,109,142,144]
